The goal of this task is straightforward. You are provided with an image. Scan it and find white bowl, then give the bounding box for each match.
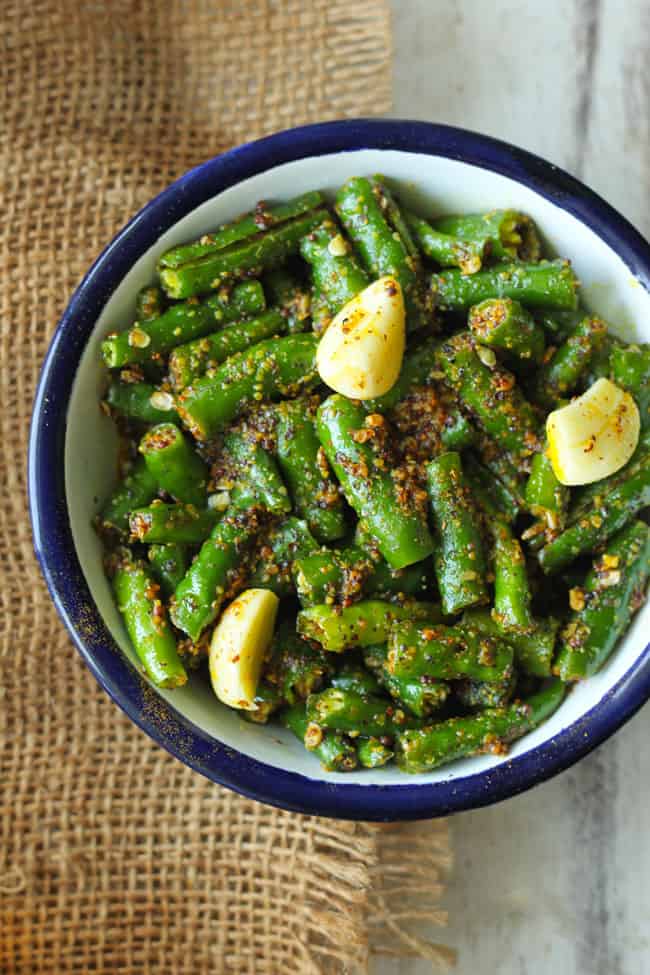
[30,121,650,820]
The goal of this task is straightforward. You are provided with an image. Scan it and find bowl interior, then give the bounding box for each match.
[65,147,650,787]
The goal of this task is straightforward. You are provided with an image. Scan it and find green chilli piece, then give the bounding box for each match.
[462,609,559,679]
[317,395,434,570]
[426,452,488,615]
[101,280,265,368]
[524,450,569,535]
[539,451,650,574]
[139,422,208,507]
[357,738,394,768]
[404,209,485,273]
[395,679,566,773]
[135,284,165,321]
[432,210,542,263]
[220,432,290,516]
[262,267,312,334]
[299,218,369,316]
[298,599,439,653]
[129,501,218,544]
[275,397,347,543]
[105,379,179,425]
[335,176,431,329]
[178,333,319,441]
[98,456,158,535]
[168,310,287,391]
[159,192,325,269]
[490,520,534,634]
[387,619,514,683]
[532,316,608,407]
[468,298,545,364]
[611,343,650,429]
[280,702,357,772]
[170,506,265,641]
[436,333,541,464]
[306,688,417,737]
[112,550,187,688]
[159,207,329,299]
[554,520,650,681]
[147,543,188,598]
[248,517,319,596]
[432,260,579,312]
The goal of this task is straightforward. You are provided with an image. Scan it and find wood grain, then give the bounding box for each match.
[381,2,650,972]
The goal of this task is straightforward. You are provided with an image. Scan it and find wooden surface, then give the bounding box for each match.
[379,2,650,973]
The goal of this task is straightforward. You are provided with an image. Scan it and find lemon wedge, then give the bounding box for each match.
[316,276,406,399]
[209,589,279,710]
[546,378,640,486]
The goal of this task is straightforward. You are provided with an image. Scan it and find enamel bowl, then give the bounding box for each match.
[29,120,650,820]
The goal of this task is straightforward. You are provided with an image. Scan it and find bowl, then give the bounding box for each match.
[29,119,650,821]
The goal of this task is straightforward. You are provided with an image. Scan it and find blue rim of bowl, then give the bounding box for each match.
[29,118,650,821]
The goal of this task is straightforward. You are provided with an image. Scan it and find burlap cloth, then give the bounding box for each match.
[0,3,454,971]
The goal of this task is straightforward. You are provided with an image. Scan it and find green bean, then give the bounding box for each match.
[362,645,449,718]
[462,609,558,678]
[98,456,158,535]
[168,310,287,391]
[404,209,485,273]
[178,333,319,441]
[455,672,517,711]
[139,422,208,506]
[147,543,188,599]
[159,208,330,299]
[159,192,325,269]
[537,309,587,340]
[105,378,179,425]
[395,679,566,773]
[280,702,357,772]
[306,688,416,737]
[221,431,291,516]
[299,218,369,316]
[367,337,439,412]
[524,450,569,535]
[463,454,519,524]
[370,176,422,261]
[330,657,384,696]
[554,521,650,681]
[611,343,650,428]
[275,397,347,542]
[431,260,578,312]
[129,501,218,544]
[468,298,545,364]
[432,210,542,262]
[567,428,650,526]
[475,439,528,512]
[309,286,333,335]
[101,281,265,368]
[264,621,331,703]
[242,682,285,724]
[335,176,432,329]
[491,521,535,634]
[135,284,165,321]
[294,544,429,607]
[426,452,489,615]
[248,517,318,596]
[316,395,434,570]
[533,316,608,407]
[112,549,187,688]
[170,506,265,640]
[298,599,439,653]
[387,619,514,682]
[436,333,541,465]
[356,738,394,768]
[262,266,312,333]
[539,453,650,574]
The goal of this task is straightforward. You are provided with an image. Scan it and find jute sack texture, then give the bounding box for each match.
[0,2,454,972]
